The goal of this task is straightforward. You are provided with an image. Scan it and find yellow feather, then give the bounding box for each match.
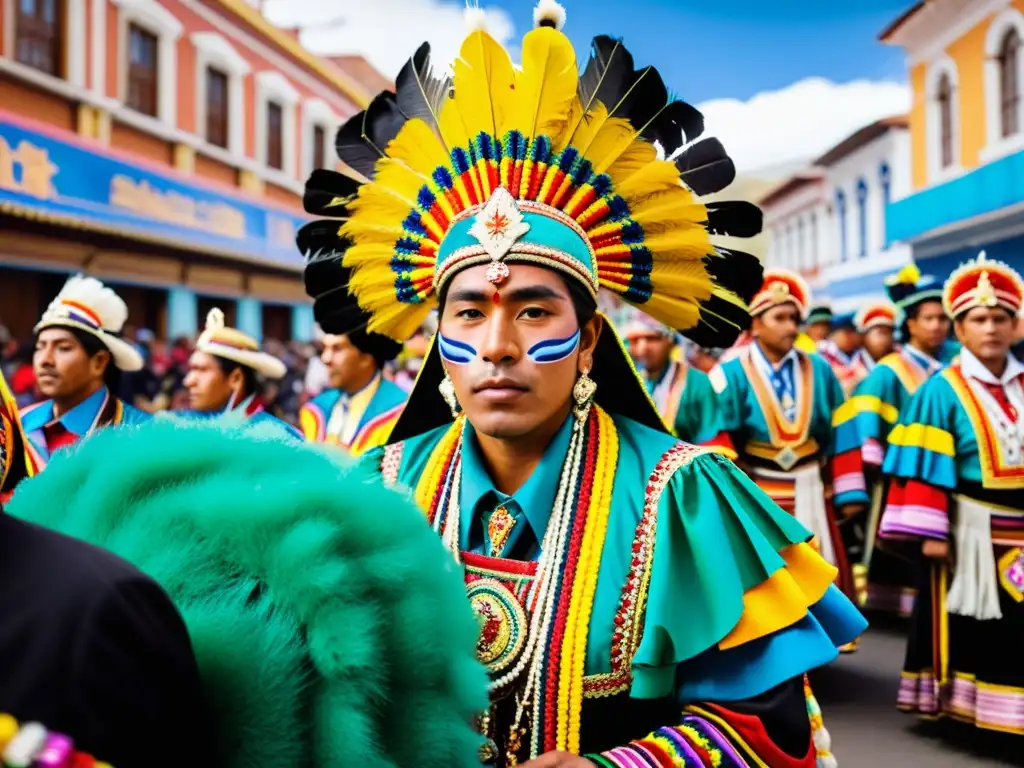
[604,140,657,182]
[385,119,452,178]
[580,120,641,175]
[453,30,516,139]
[613,160,683,199]
[508,27,578,143]
[630,293,702,332]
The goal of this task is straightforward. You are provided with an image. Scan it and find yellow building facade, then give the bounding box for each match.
[882,0,1024,277]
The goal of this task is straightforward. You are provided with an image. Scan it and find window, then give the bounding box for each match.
[126,23,159,116]
[1000,28,1021,138]
[835,190,847,262]
[15,0,63,76]
[937,73,955,169]
[266,101,284,170]
[855,179,868,258]
[312,125,327,170]
[796,218,805,270]
[879,164,891,248]
[205,67,229,148]
[809,212,818,269]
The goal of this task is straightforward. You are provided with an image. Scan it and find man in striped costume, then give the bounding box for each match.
[881,252,1024,738]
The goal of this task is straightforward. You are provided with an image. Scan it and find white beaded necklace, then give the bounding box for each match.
[437,416,589,757]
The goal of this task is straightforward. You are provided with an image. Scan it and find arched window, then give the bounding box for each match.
[879,164,891,248]
[937,73,955,168]
[856,178,868,258]
[835,190,847,262]
[796,217,805,269]
[1000,28,1021,137]
[809,212,818,268]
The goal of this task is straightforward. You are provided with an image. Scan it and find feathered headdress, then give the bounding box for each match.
[0,368,37,496]
[883,262,942,310]
[300,1,762,349]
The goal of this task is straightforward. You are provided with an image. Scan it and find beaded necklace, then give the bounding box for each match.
[414,407,619,763]
[0,713,113,767]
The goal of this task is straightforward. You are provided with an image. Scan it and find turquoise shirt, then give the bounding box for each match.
[642,364,721,444]
[301,376,406,443]
[20,387,150,460]
[367,412,866,702]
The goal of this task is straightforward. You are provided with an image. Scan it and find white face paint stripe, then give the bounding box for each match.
[438,334,477,365]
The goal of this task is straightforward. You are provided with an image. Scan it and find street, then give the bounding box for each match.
[815,620,1019,767]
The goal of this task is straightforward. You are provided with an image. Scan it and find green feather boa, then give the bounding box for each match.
[6,418,488,767]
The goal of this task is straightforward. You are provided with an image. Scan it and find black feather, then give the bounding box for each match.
[675,138,735,196]
[395,42,451,140]
[705,247,764,304]
[578,36,635,114]
[302,169,361,216]
[684,294,754,348]
[297,222,368,336]
[705,201,763,239]
[641,100,704,157]
[334,92,407,178]
[677,248,764,347]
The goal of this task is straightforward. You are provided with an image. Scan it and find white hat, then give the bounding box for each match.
[195,308,287,379]
[622,311,676,341]
[35,275,144,372]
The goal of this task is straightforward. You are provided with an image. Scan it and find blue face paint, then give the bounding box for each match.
[527,330,581,364]
[438,334,477,365]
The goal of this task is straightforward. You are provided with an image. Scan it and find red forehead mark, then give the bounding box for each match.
[491,291,501,305]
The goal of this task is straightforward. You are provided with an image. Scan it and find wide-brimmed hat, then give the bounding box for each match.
[195,309,287,379]
[35,275,144,372]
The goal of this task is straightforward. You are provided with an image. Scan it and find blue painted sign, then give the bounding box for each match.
[0,112,307,269]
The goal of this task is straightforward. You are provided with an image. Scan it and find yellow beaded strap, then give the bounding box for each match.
[0,713,114,768]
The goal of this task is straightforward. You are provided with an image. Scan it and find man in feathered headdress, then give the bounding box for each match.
[300,4,864,766]
[622,311,722,446]
[183,308,299,435]
[19,275,150,473]
[879,251,1024,741]
[709,269,868,644]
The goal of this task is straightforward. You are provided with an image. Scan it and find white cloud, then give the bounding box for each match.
[261,0,516,79]
[699,77,912,175]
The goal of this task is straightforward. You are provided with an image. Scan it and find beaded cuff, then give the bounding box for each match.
[0,713,113,768]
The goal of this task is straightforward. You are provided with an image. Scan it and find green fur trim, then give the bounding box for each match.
[7,417,488,767]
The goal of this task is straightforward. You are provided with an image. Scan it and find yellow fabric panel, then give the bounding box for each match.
[298,406,320,442]
[718,542,837,650]
[888,422,956,456]
[833,394,899,427]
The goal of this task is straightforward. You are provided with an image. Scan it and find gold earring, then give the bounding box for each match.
[573,369,597,422]
[439,371,460,418]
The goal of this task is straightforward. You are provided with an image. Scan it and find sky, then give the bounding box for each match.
[263,0,917,175]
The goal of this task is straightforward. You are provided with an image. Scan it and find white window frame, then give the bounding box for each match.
[925,55,963,185]
[114,0,183,127]
[255,70,300,179]
[192,31,250,156]
[982,7,1024,162]
[2,0,87,87]
[302,98,340,177]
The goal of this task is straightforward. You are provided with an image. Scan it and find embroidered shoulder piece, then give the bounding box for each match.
[584,442,710,698]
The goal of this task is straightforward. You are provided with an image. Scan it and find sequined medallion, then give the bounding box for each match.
[467,579,527,675]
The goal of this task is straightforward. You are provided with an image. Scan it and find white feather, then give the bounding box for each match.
[206,307,226,331]
[464,4,488,33]
[533,0,566,29]
[42,274,129,332]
